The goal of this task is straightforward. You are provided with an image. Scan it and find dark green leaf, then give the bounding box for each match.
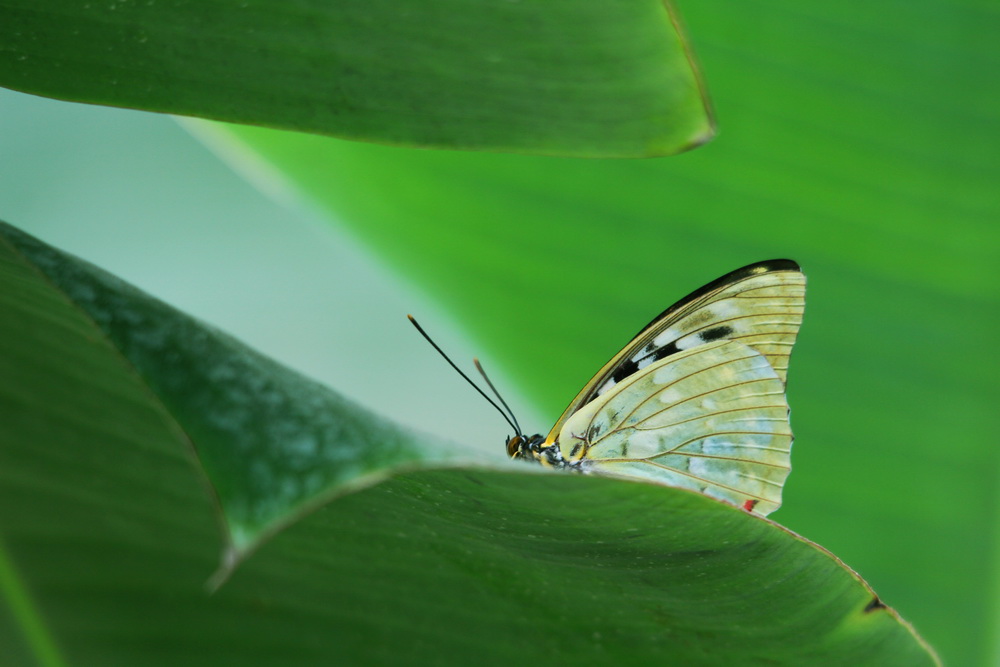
[0,221,471,558]
[0,0,712,156]
[0,222,936,664]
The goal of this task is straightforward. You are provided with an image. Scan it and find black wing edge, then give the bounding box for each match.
[633,259,802,339]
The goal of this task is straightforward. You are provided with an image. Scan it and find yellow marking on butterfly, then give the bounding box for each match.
[510,260,805,516]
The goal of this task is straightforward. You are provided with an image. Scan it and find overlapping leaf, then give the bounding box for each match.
[0,222,937,664]
[0,0,712,156]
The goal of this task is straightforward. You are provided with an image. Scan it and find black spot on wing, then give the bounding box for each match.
[599,340,680,398]
[699,325,734,342]
[610,359,639,384]
[622,326,729,381]
[652,340,680,359]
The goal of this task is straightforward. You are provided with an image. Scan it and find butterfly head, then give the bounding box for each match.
[405,315,572,470]
[506,433,546,460]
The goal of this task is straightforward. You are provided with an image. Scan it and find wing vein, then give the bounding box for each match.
[628,404,790,432]
[655,451,791,470]
[587,375,782,448]
[589,459,774,502]
[648,430,792,459]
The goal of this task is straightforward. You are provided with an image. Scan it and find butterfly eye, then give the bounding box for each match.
[506,435,523,458]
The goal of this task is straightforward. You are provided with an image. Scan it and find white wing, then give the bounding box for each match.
[558,339,793,515]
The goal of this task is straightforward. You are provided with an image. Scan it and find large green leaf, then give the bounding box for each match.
[0,222,936,664]
[0,221,472,560]
[203,1,1000,664]
[0,0,712,156]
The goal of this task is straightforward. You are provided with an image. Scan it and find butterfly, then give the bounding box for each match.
[505,260,805,516]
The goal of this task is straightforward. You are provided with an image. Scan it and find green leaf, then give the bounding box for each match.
[0,0,712,157]
[201,3,1000,664]
[0,221,936,664]
[0,221,473,559]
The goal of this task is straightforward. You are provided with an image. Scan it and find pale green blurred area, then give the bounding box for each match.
[0,88,541,454]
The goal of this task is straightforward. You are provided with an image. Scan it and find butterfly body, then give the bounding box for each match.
[509,260,805,516]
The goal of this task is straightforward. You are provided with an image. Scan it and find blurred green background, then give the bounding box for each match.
[2,0,998,664]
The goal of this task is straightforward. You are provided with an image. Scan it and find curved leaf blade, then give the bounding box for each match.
[232,469,938,666]
[0,221,473,557]
[0,0,713,157]
[0,221,937,664]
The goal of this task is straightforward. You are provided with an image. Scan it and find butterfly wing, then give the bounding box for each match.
[556,339,792,515]
[545,260,804,444]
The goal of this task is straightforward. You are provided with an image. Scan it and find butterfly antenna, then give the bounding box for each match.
[473,358,522,437]
[407,315,522,436]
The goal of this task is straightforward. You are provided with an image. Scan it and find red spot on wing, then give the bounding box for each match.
[742,499,759,512]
